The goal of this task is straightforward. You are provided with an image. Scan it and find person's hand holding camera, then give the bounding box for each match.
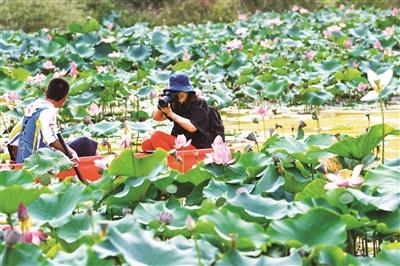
[159,103,173,117]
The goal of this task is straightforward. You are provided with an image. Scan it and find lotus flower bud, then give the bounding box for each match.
[18,203,28,222]
[186,216,195,231]
[246,132,257,142]
[298,120,307,129]
[158,211,173,224]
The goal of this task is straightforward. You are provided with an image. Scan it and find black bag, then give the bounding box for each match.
[208,106,225,141]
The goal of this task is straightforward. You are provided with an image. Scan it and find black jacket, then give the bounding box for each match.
[170,99,213,149]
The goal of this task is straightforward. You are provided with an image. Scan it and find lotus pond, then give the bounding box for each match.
[1,5,400,266]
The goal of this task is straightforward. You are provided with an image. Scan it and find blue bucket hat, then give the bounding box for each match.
[168,72,195,92]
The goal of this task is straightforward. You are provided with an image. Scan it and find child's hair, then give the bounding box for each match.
[46,78,70,101]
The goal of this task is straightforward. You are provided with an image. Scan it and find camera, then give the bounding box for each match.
[158,90,177,108]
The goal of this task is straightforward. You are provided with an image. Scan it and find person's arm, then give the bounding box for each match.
[159,104,197,133]
[153,107,168,121]
[39,109,79,166]
[50,140,79,166]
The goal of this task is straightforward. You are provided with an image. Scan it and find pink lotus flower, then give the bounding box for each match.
[392,7,399,17]
[265,18,283,26]
[323,25,341,39]
[108,51,121,58]
[339,4,345,10]
[174,134,192,149]
[42,28,49,33]
[120,134,131,149]
[94,158,108,170]
[357,83,368,92]
[292,5,299,12]
[324,164,364,190]
[226,39,243,52]
[69,61,78,77]
[204,135,234,165]
[238,14,248,21]
[88,103,100,116]
[384,48,393,56]
[260,39,271,48]
[43,60,55,70]
[257,106,267,117]
[101,36,116,43]
[27,73,46,84]
[94,156,114,170]
[373,40,382,50]
[235,27,248,37]
[1,224,47,246]
[97,65,106,73]
[299,8,309,14]
[383,26,394,37]
[47,34,52,41]
[106,23,113,30]
[4,91,20,102]
[182,50,190,61]
[344,39,353,48]
[53,70,67,78]
[305,51,315,61]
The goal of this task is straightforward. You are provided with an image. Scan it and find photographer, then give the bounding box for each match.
[142,72,224,152]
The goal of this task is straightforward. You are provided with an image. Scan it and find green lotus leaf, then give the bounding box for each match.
[267,208,347,250]
[71,44,95,58]
[0,169,33,186]
[364,164,400,195]
[228,192,309,220]
[304,90,333,105]
[24,148,72,176]
[28,184,88,227]
[262,80,288,99]
[105,177,151,207]
[50,246,113,266]
[1,243,46,266]
[172,60,193,71]
[373,249,400,266]
[200,209,269,250]
[317,245,367,266]
[133,201,192,231]
[38,41,63,57]
[126,44,151,62]
[11,67,31,82]
[0,185,51,214]
[103,226,199,265]
[87,120,121,137]
[327,124,399,160]
[109,149,169,177]
[252,165,284,194]
[216,249,302,266]
[177,165,213,186]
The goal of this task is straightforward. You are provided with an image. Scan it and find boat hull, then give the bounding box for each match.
[1,149,213,182]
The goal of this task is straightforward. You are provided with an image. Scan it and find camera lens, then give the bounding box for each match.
[158,95,171,108]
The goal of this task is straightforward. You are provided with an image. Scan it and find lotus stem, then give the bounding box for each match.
[6,214,13,230]
[0,112,9,134]
[378,94,385,164]
[262,116,266,140]
[193,234,203,266]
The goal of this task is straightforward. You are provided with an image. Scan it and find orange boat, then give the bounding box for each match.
[2,149,213,182]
